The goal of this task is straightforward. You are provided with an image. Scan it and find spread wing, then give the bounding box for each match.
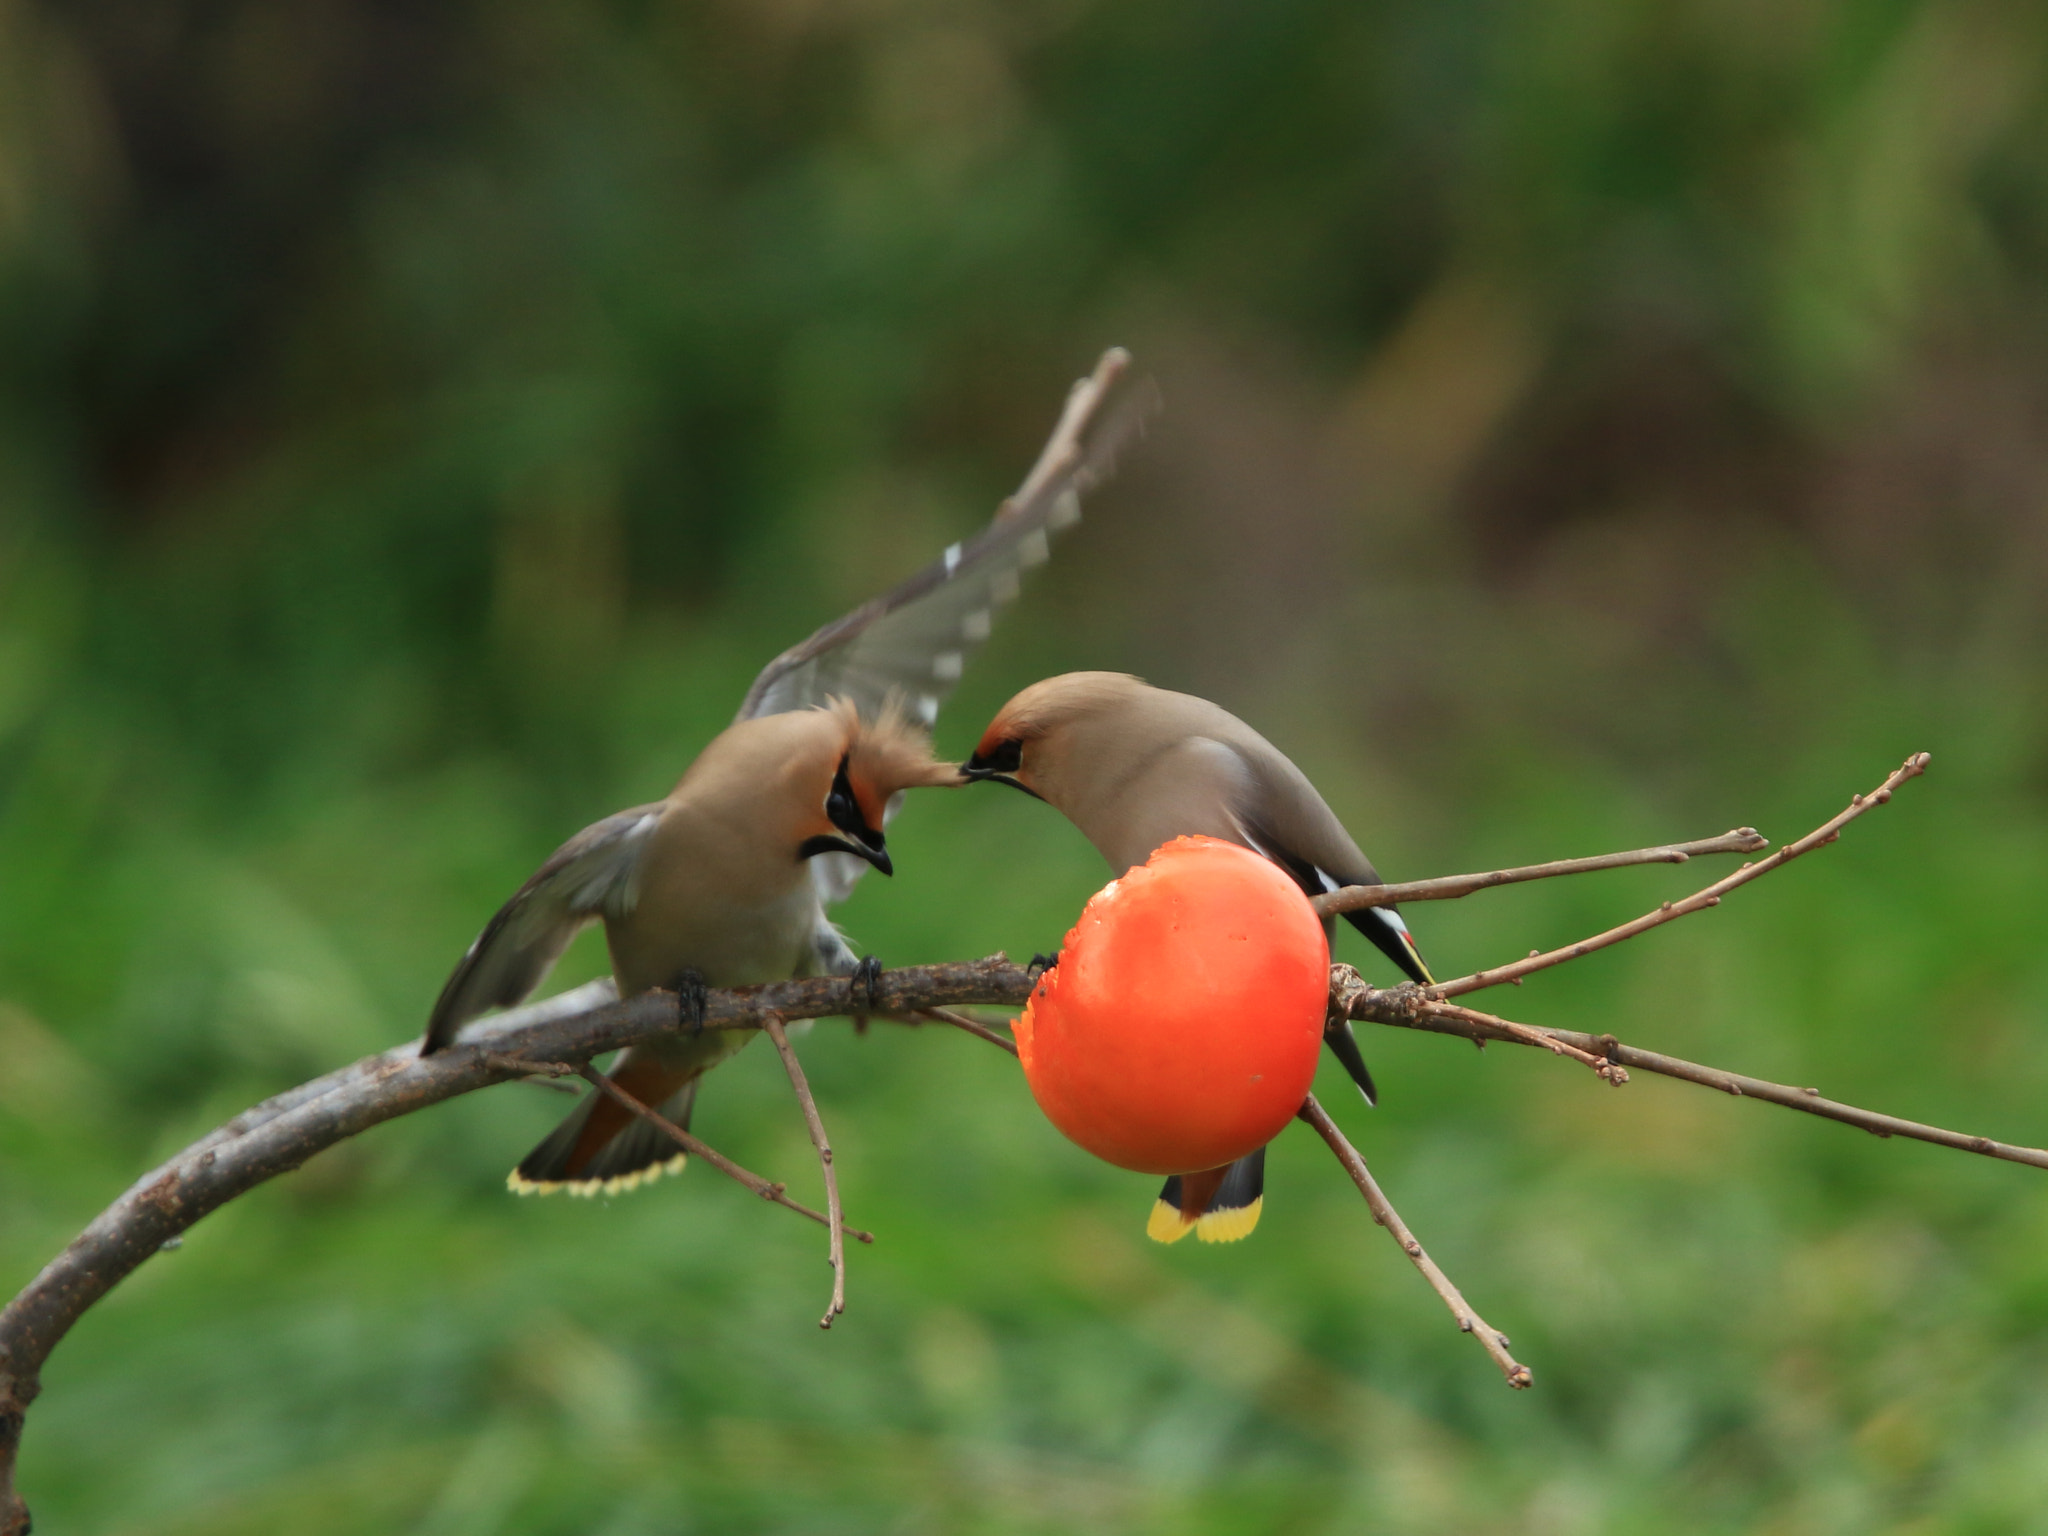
[736,350,1153,728]
[422,803,663,1052]
[737,349,1153,909]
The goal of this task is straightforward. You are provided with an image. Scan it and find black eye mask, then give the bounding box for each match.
[961,737,1042,800]
[799,756,892,874]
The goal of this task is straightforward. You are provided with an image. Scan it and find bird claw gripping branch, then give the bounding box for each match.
[850,955,884,1014]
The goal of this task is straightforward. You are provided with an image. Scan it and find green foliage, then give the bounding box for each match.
[3,0,2047,1530]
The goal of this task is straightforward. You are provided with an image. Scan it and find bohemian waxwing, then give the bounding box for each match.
[423,354,1148,1197]
[960,671,1434,1242]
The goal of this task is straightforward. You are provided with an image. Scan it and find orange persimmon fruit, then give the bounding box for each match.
[1015,835,1329,1175]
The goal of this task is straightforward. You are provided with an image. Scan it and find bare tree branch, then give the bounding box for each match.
[1354,1002,2048,1171]
[1,748,2016,1535]
[1298,1095,1531,1389]
[1430,753,1931,999]
[1313,828,1768,918]
[0,958,1035,1536]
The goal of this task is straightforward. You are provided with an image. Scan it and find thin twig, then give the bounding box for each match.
[866,1005,1021,1055]
[1428,1000,1628,1085]
[761,1015,849,1329]
[476,1052,583,1095]
[1297,1095,1531,1390]
[912,1005,1020,1056]
[1328,966,1625,1083]
[1431,753,1931,999]
[516,1076,582,1095]
[1313,828,1767,917]
[1364,1006,2048,1171]
[544,1059,874,1242]
[478,1053,581,1078]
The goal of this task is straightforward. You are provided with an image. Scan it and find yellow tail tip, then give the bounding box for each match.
[1146,1198,1195,1244]
[1196,1196,1262,1244]
[1401,932,1437,987]
[506,1151,687,1198]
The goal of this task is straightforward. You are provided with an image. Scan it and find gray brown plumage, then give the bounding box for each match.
[436,703,953,1195]
[962,671,1434,1239]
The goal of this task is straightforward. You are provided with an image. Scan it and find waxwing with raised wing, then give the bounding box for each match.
[961,671,1434,1242]
[423,352,1150,1197]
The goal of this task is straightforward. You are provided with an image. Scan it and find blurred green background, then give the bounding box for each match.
[3,0,2047,1531]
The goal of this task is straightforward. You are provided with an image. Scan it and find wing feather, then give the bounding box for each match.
[736,353,1152,727]
[741,350,1152,909]
[422,803,663,1052]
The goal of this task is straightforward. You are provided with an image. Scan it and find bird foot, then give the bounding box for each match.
[668,969,709,1035]
[1027,951,1061,979]
[851,954,884,1013]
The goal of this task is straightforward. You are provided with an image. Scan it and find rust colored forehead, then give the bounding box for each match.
[974,719,1013,759]
[836,695,955,805]
[839,762,887,826]
[975,702,1047,758]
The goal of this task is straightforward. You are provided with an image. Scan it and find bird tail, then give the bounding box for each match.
[1323,1019,1380,1107]
[1146,1147,1266,1245]
[1345,905,1435,987]
[508,1062,699,1198]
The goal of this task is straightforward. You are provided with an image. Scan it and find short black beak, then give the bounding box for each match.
[961,758,1044,801]
[799,833,894,876]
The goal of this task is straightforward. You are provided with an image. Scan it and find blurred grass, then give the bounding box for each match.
[3,0,2048,1531]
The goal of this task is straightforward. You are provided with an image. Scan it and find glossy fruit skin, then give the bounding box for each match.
[1016,835,1330,1175]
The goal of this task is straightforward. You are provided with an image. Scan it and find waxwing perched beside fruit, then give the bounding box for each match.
[962,671,1434,1242]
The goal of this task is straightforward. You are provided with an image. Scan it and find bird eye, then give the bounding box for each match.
[982,738,1024,774]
